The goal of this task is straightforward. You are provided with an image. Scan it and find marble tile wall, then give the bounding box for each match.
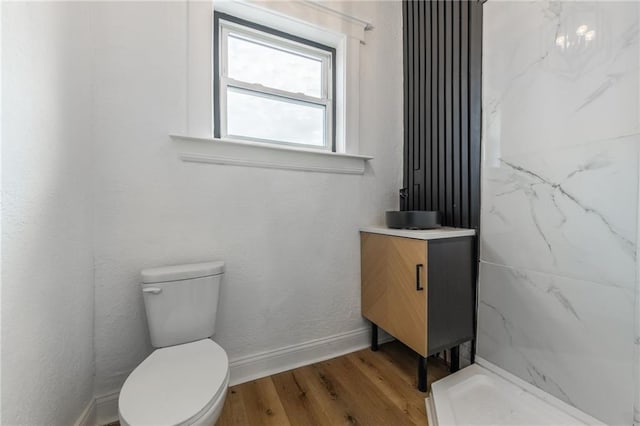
[479,2,639,424]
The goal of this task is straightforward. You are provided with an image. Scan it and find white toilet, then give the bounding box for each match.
[118,261,229,426]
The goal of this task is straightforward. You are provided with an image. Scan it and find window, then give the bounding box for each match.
[214,12,336,151]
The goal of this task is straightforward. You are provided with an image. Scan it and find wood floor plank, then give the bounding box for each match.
[356,345,449,390]
[376,343,421,387]
[378,341,451,389]
[346,350,428,425]
[236,377,292,426]
[279,365,357,425]
[216,342,453,426]
[216,386,250,426]
[428,358,451,383]
[271,369,336,426]
[313,356,412,425]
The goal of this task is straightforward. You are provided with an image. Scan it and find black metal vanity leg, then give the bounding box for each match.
[451,345,460,372]
[470,340,476,364]
[371,323,379,352]
[417,355,428,392]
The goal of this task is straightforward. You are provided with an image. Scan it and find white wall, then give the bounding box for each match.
[479,2,639,424]
[90,1,403,396]
[1,2,95,424]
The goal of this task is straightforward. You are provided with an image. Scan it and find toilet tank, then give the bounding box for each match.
[140,261,225,348]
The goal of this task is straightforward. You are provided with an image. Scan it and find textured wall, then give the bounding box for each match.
[1,2,95,424]
[90,1,404,396]
[479,1,639,424]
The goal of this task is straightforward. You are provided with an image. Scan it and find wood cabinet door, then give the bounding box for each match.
[361,233,427,356]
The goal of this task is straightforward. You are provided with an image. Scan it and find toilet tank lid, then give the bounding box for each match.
[141,261,225,284]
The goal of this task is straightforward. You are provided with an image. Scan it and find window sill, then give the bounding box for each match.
[170,134,373,175]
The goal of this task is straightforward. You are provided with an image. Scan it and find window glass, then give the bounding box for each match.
[216,14,334,150]
[227,34,323,98]
[226,87,325,147]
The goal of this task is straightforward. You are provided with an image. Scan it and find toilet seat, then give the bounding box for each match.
[119,339,229,426]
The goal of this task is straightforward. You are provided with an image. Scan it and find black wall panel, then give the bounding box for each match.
[403,0,483,230]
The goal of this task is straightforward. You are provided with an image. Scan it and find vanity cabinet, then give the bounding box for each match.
[360,227,475,391]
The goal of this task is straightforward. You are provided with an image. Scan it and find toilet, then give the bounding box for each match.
[118,261,229,426]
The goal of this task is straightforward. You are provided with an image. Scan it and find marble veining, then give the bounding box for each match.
[500,156,635,256]
[478,262,635,423]
[483,1,639,159]
[480,1,639,425]
[478,296,576,407]
[575,72,623,112]
[483,135,638,288]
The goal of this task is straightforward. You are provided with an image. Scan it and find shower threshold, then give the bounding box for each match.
[426,358,604,426]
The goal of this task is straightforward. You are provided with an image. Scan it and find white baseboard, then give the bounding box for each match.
[95,391,119,426]
[229,326,393,386]
[74,398,97,426]
[87,326,393,425]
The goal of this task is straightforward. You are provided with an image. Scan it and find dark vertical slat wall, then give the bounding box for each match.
[402,0,483,230]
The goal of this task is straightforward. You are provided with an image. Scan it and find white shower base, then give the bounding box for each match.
[426,358,604,426]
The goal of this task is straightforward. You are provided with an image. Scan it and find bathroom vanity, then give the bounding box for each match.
[359,226,476,392]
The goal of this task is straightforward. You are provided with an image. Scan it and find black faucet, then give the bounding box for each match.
[399,187,408,211]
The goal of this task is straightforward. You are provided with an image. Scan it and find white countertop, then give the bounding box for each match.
[360,225,476,240]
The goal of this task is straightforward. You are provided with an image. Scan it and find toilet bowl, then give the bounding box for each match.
[118,261,228,426]
[119,339,229,426]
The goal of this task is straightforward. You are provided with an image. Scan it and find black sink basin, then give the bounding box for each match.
[386,210,441,230]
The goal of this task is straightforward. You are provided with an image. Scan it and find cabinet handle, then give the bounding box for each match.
[416,264,424,291]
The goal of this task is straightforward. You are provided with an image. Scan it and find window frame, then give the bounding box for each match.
[213,12,337,151]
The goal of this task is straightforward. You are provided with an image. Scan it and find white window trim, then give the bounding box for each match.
[176,0,373,173]
[217,18,334,150]
[170,134,372,175]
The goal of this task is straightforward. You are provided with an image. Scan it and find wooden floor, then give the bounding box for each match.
[216,341,451,426]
